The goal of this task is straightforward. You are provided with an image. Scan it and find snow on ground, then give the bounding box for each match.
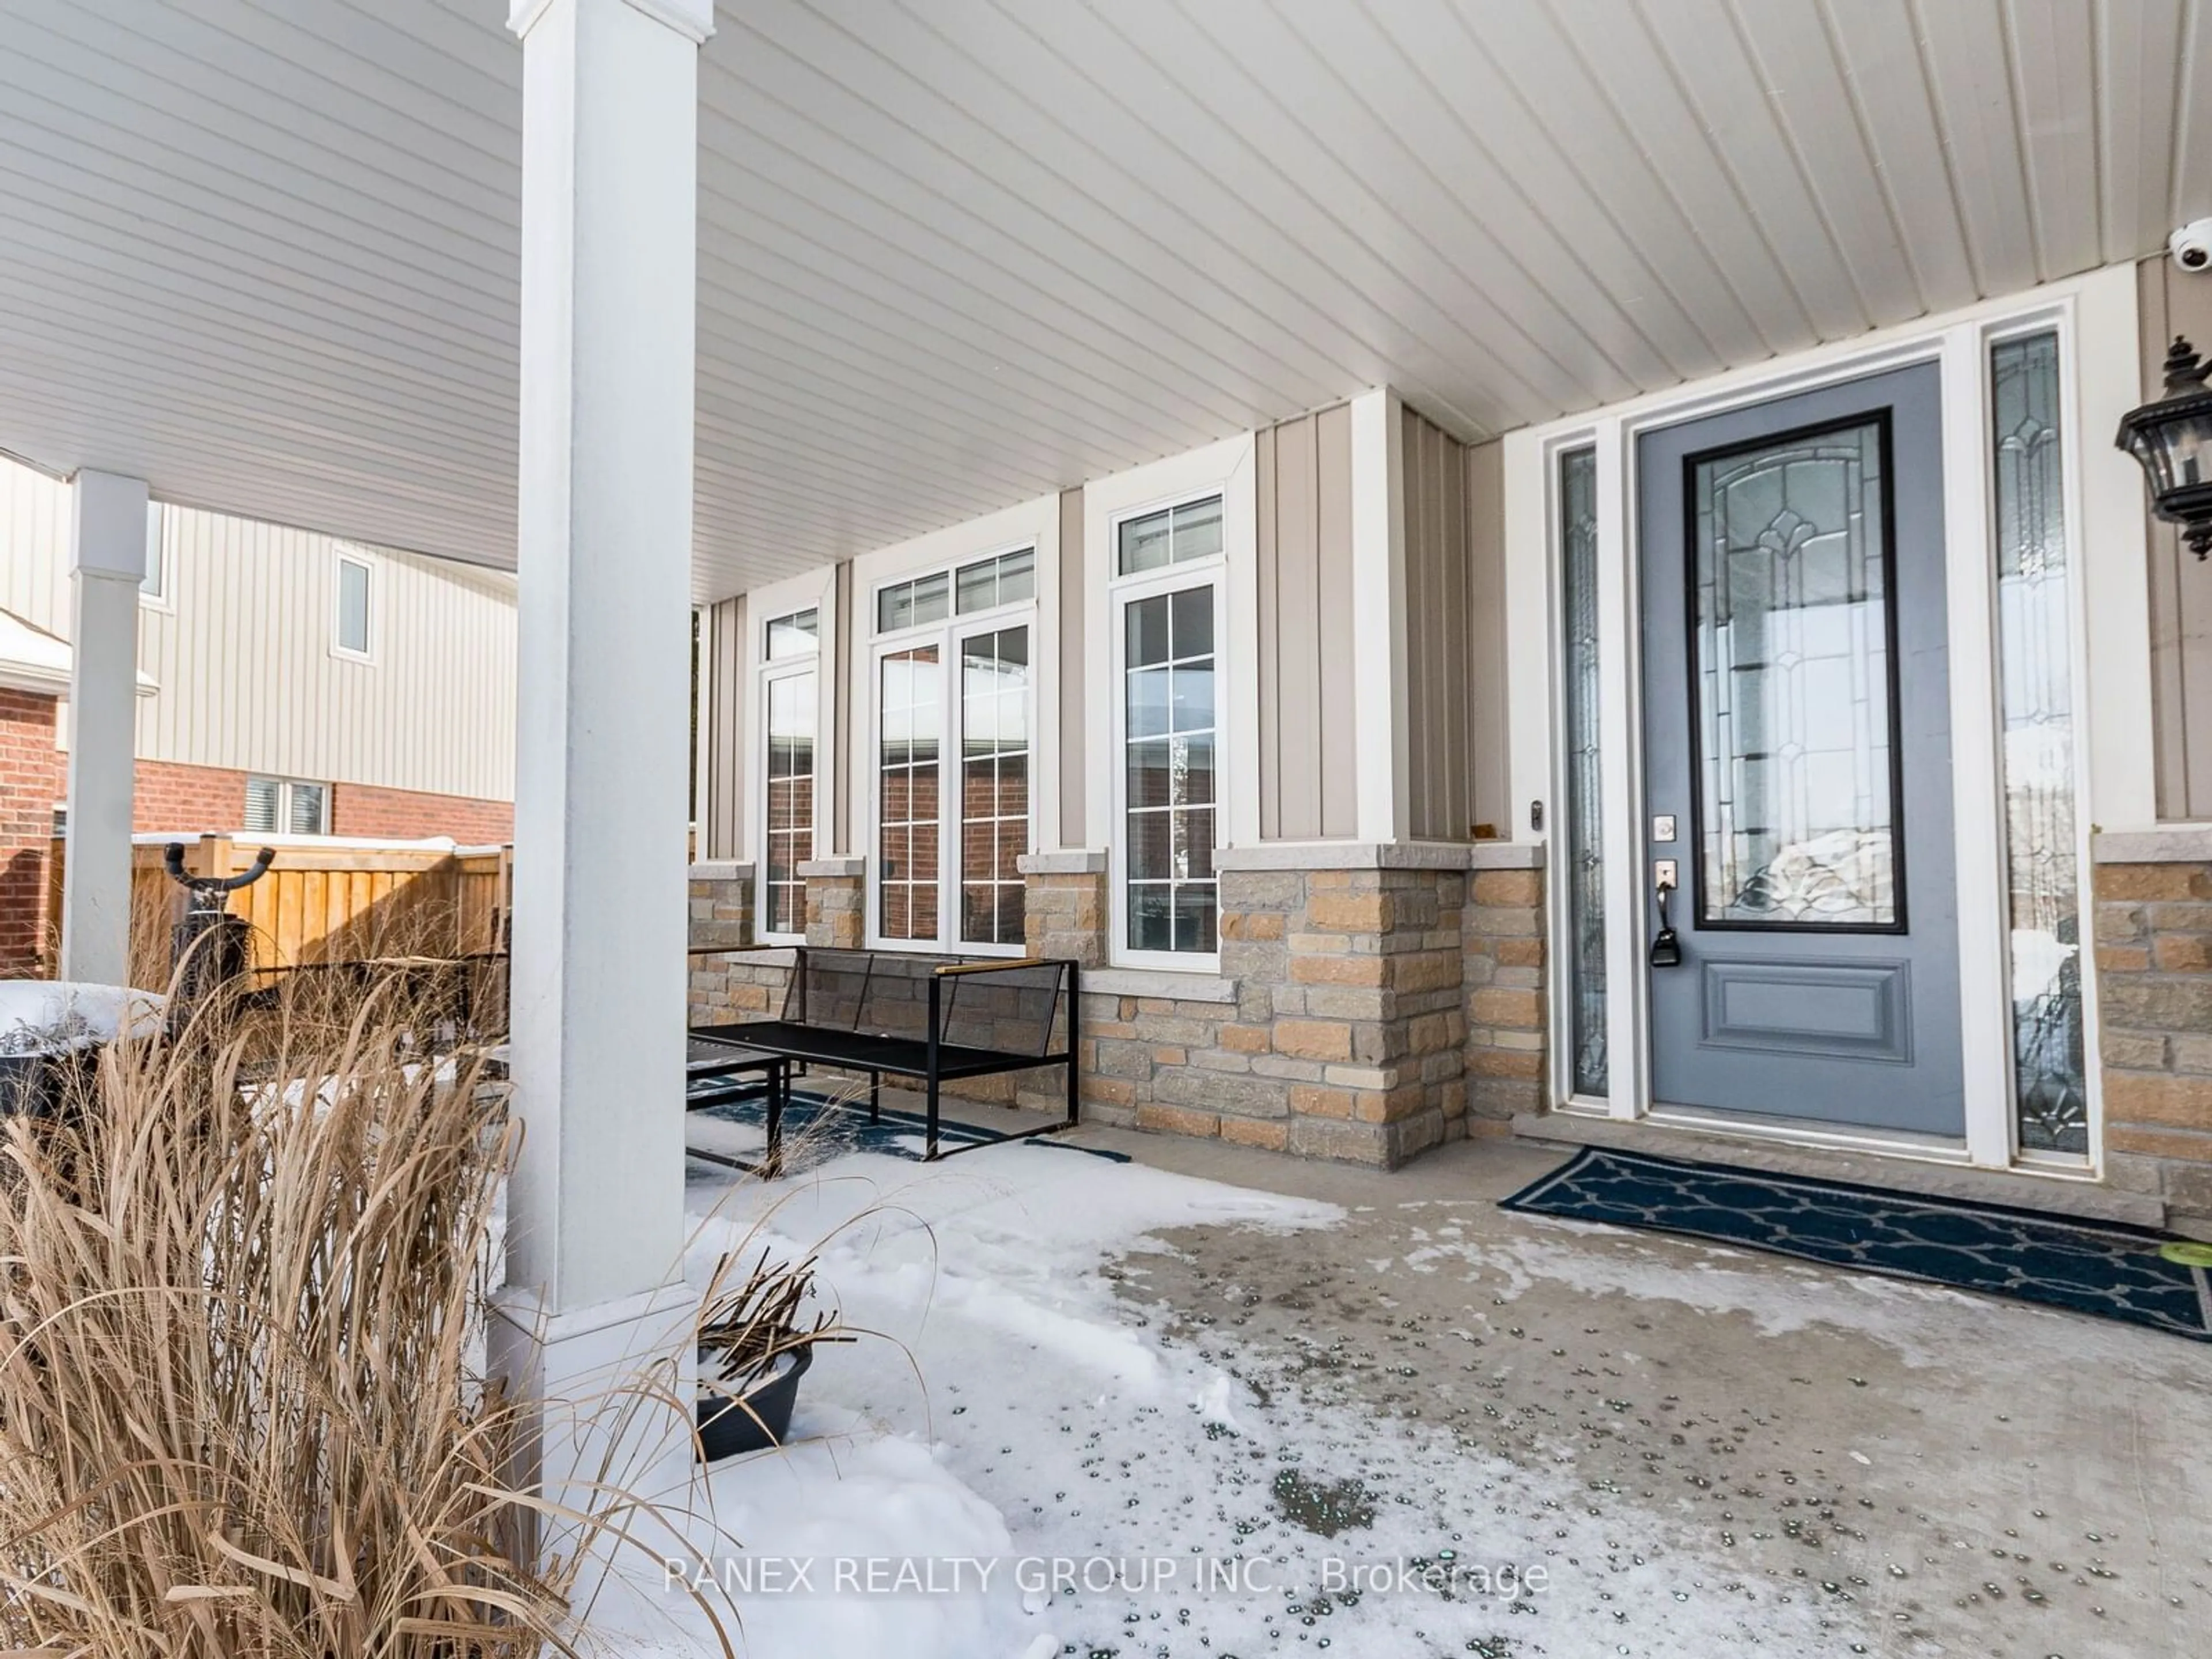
[601,1137,1888,1658]
[0,979,165,1051]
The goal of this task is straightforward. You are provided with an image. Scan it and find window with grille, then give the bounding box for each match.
[245,777,328,835]
[1113,494,1223,963]
[877,644,942,941]
[761,668,816,937]
[870,545,1035,949]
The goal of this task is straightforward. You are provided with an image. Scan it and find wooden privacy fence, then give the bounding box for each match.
[108,835,512,986]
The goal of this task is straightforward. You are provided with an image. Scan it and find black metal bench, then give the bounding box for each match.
[690,946,1080,1162]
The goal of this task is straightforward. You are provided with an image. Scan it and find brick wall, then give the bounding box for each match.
[2094,849,2212,1234]
[332,782,513,843]
[802,861,866,949]
[132,760,513,843]
[687,862,782,1026]
[0,687,62,975]
[677,842,1550,1172]
[1463,865,1547,1125]
[1006,846,1545,1168]
[134,759,249,834]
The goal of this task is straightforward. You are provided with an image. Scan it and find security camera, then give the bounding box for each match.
[2173,218,2212,274]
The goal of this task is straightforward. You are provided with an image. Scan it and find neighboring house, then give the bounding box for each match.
[691,251,2212,1237]
[0,453,516,974]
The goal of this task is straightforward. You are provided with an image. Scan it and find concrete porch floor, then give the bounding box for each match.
[1081,1124,2210,1658]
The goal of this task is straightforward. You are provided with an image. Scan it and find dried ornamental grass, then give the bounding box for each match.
[0,971,727,1659]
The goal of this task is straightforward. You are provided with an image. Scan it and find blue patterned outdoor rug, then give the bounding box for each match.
[686,1086,1127,1173]
[1502,1146,2212,1342]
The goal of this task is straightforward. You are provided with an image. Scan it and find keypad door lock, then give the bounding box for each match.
[1650,860,1683,968]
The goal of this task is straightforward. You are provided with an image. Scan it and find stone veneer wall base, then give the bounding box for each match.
[2093,838,2212,1238]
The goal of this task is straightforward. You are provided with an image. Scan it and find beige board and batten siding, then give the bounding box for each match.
[1255,404,1358,840]
[0,457,73,635]
[1399,404,1506,844]
[2140,255,2212,821]
[0,454,517,803]
[698,593,748,860]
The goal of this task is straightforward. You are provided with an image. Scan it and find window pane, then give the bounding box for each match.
[1177,808,1216,879]
[1126,594,1170,667]
[1560,447,1607,1096]
[1119,510,1171,575]
[244,777,281,833]
[766,608,819,660]
[911,572,950,626]
[1171,495,1223,563]
[1169,664,1214,733]
[1124,581,1217,954]
[1692,419,1898,927]
[1127,667,1170,737]
[1128,884,1174,952]
[997,548,1035,604]
[287,782,327,835]
[956,560,997,614]
[1128,809,1173,879]
[878,645,941,940]
[1993,332,2086,1156]
[1172,884,1218,953]
[1177,733,1216,806]
[764,669,816,935]
[1127,740,1172,809]
[141,503,164,599]
[878,581,913,634]
[337,559,370,654]
[1171,586,1213,659]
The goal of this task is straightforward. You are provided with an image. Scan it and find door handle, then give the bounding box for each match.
[1650,861,1683,968]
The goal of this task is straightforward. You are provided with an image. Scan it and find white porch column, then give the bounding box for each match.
[497,0,710,1535]
[61,469,147,987]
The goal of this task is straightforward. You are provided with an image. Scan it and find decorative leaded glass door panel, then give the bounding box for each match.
[1639,366,1965,1136]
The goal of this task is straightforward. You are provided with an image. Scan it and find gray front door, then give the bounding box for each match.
[1638,365,1965,1137]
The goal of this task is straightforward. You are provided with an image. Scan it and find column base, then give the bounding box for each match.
[489,1279,706,1629]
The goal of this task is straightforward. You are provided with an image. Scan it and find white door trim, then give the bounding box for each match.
[1516,266,2137,1177]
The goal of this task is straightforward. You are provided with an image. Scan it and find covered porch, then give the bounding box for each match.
[5,2,2211,1646]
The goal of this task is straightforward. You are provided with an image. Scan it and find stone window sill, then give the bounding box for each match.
[2093,827,2212,863]
[688,860,754,881]
[1084,967,1239,1004]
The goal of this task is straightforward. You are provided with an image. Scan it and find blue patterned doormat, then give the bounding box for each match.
[1502,1146,2212,1342]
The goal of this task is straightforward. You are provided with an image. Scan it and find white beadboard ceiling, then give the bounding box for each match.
[0,0,2205,599]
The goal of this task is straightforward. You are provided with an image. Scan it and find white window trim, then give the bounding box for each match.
[756,656,819,946]
[743,567,838,931]
[846,496,1060,953]
[139,501,171,611]
[1107,540,1226,973]
[762,603,822,664]
[864,567,1039,956]
[247,774,331,836]
[1080,434,1256,977]
[1510,264,2141,1181]
[331,550,376,664]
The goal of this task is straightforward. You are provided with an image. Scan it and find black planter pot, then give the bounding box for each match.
[695,1342,815,1461]
[0,1046,98,1119]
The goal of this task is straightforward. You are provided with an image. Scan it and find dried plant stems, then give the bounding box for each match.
[0,967,721,1659]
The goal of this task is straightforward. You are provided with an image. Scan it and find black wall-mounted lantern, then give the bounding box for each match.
[2117,336,2212,560]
